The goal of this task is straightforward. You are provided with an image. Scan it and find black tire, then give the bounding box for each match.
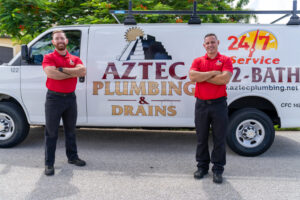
[227,108,275,156]
[0,102,30,148]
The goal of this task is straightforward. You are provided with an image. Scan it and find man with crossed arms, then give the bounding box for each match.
[189,33,233,184]
[42,30,86,176]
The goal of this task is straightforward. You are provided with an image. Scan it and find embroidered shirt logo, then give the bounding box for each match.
[216,60,222,66]
[69,59,75,65]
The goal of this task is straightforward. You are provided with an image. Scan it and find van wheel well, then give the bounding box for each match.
[0,94,28,123]
[228,96,280,126]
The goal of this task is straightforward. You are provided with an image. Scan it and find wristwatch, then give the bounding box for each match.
[58,67,63,72]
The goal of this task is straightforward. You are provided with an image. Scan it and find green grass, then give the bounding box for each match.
[274,125,300,131]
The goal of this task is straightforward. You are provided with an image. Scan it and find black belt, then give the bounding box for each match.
[197,96,227,105]
[47,89,75,97]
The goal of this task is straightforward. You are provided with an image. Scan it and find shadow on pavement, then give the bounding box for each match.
[25,168,79,200]
[1,127,300,178]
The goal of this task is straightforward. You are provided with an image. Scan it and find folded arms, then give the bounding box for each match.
[189,70,232,85]
[43,64,86,80]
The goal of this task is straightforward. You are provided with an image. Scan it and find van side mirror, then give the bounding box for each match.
[21,44,30,61]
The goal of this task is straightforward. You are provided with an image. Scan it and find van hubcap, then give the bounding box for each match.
[0,113,15,140]
[236,119,265,148]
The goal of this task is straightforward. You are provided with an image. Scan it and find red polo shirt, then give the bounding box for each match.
[42,50,83,93]
[190,53,233,100]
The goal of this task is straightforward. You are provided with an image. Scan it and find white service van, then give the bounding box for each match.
[0,24,299,156]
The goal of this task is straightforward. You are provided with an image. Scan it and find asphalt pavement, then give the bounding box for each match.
[0,127,300,200]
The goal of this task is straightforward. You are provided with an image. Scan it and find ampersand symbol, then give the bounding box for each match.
[139,96,149,104]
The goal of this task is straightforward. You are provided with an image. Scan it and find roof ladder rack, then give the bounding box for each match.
[287,0,300,25]
[124,0,137,25]
[113,0,300,25]
[188,1,201,24]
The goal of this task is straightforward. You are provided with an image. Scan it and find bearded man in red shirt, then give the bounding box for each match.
[189,33,233,184]
[42,30,86,176]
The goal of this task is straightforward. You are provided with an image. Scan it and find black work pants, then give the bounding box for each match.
[44,91,78,166]
[194,97,228,174]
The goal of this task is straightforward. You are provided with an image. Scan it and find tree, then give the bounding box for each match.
[0,0,52,43]
[0,0,254,44]
[48,0,87,25]
[0,0,87,43]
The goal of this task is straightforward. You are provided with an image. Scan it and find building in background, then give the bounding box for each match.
[0,36,20,65]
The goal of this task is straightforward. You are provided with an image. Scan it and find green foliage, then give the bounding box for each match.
[77,0,117,24]
[228,0,257,23]
[0,0,255,44]
[48,0,87,25]
[0,0,53,43]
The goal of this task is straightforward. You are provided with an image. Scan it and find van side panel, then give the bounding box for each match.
[0,66,22,104]
[85,24,300,128]
[87,25,195,127]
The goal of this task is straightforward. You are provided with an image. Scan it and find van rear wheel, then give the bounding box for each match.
[0,102,29,148]
[227,108,275,156]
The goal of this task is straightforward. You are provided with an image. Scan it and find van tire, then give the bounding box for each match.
[0,102,30,148]
[227,108,275,156]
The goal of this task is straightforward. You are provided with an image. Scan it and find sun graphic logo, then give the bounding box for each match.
[228,29,278,57]
[118,27,172,61]
[124,27,145,42]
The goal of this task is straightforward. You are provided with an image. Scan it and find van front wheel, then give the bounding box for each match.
[0,102,29,148]
[227,108,275,156]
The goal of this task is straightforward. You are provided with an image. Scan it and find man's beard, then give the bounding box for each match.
[55,43,66,51]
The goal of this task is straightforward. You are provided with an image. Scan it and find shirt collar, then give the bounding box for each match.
[205,52,220,60]
[54,49,70,58]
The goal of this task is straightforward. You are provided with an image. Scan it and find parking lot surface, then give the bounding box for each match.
[0,127,300,200]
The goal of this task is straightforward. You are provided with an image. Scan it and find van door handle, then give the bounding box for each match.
[79,77,85,82]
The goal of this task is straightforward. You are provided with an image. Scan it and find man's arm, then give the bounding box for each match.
[189,70,221,82]
[61,64,86,77]
[206,71,232,85]
[43,66,73,80]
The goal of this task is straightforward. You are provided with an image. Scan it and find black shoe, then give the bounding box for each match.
[68,158,86,166]
[213,173,223,184]
[45,165,54,176]
[194,169,208,179]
